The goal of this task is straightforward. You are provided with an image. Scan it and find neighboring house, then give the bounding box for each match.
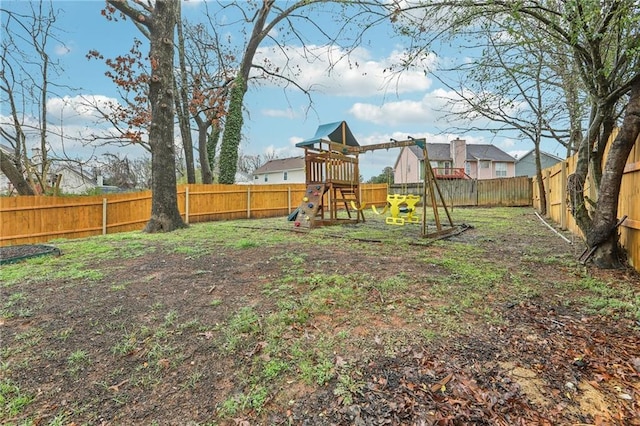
[235,170,254,185]
[515,149,563,177]
[394,138,516,183]
[49,163,99,194]
[0,144,12,194]
[0,145,106,195]
[252,156,305,184]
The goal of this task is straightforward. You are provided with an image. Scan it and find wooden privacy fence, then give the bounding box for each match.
[1,176,532,247]
[390,176,532,207]
[0,184,388,247]
[532,128,640,270]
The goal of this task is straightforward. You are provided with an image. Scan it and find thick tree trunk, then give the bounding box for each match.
[586,78,640,268]
[174,78,195,184]
[195,116,213,184]
[534,140,546,216]
[0,151,35,195]
[174,2,195,184]
[569,103,603,235]
[218,77,246,184]
[208,124,220,179]
[218,0,273,184]
[143,0,186,233]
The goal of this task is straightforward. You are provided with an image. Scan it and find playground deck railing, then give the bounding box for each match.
[305,152,358,185]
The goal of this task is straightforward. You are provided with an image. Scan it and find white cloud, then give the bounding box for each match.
[348,88,458,125]
[261,108,299,119]
[347,87,512,134]
[289,136,304,146]
[47,95,121,125]
[252,44,435,97]
[501,138,516,148]
[54,43,71,56]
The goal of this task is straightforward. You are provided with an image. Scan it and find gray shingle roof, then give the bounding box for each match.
[407,143,515,162]
[253,157,304,174]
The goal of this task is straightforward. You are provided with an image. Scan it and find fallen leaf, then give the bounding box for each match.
[431,373,453,393]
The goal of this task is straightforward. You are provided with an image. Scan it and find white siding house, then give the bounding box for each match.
[0,145,100,195]
[252,157,305,184]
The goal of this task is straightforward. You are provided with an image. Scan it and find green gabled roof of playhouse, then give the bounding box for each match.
[296,121,359,148]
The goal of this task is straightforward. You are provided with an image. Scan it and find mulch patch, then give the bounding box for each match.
[285,299,640,425]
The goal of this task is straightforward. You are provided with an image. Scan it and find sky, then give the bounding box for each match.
[0,0,570,181]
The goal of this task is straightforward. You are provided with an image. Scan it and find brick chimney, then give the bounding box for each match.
[451,138,466,169]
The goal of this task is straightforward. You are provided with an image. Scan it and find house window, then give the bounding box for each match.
[480,160,491,169]
[254,175,258,180]
[264,175,268,182]
[441,161,452,175]
[465,162,471,176]
[283,171,288,181]
[432,161,452,176]
[495,162,507,177]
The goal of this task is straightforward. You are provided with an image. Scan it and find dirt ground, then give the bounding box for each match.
[1,207,639,425]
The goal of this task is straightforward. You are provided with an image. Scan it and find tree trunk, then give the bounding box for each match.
[0,151,35,195]
[195,116,213,184]
[586,78,640,268]
[218,77,246,184]
[534,144,546,216]
[208,124,220,179]
[143,0,186,233]
[174,2,195,184]
[218,0,273,184]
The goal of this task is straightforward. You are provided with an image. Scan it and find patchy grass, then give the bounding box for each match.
[1,207,639,425]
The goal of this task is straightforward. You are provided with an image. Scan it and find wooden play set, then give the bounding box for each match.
[288,121,456,237]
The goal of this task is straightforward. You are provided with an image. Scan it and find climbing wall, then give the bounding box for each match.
[292,184,326,229]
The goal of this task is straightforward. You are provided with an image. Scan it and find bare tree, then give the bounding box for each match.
[0,2,65,195]
[173,0,195,184]
[395,0,640,268]
[182,19,237,184]
[432,17,580,215]
[97,152,138,189]
[106,0,186,232]
[216,0,390,183]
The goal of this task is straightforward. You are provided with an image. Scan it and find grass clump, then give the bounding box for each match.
[0,378,33,418]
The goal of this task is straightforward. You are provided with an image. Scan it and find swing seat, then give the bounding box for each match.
[350,200,366,211]
[371,204,388,215]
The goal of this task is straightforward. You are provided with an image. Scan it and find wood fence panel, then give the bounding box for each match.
[546,163,564,228]
[476,177,531,207]
[1,180,526,248]
[619,135,640,268]
[106,192,152,234]
[247,184,294,218]
[438,180,478,206]
[360,184,388,207]
[391,177,530,207]
[532,129,640,270]
[1,195,105,245]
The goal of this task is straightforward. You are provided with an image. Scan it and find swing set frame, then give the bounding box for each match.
[297,135,457,237]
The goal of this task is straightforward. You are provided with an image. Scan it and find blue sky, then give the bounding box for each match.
[1,0,568,180]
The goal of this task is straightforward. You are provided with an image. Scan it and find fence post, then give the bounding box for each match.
[102,198,107,235]
[545,169,551,216]
[560,162,567,229]
[185,186,190,224]
[247,186,251,219]
[288,187,291,213]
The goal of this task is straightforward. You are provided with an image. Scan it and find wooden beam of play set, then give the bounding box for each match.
[325,138,426,154]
